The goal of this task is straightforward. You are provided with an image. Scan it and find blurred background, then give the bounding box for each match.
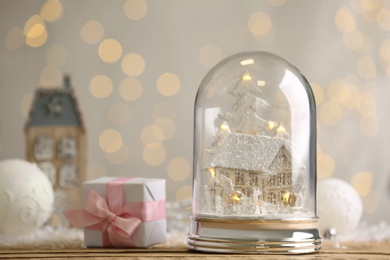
[0,0,389,224]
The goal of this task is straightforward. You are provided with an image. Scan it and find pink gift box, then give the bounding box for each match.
[65,177,166,248]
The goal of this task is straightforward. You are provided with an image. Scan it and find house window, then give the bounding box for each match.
[38,161,56,186]
[268,192,276,204]
[34,135,54,161]
[241,188,253,197]
[249,172,258,186]
[58,136,78,160]
[286,172,292,185]
[235,171,245,185]
[59,163,79,188]
[270,175,276,187]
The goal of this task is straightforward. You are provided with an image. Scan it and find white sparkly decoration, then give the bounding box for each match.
[0,159,54,235]
[318,178,363,236]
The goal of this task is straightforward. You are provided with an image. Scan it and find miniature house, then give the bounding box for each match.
[25,76,86,219]
[208,133,294,214]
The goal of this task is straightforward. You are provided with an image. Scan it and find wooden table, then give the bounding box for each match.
[0,241,389,259]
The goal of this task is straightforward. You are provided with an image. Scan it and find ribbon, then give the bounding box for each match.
[64,177,165,247]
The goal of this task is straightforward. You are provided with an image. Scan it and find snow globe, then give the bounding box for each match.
[188,51,321,253]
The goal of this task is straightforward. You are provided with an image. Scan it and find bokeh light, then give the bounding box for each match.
[121,53,145,77]
[39,0,63,22]
[156,73,181,96]
[338,83,361,110]
[143,143,166,166]
[175,185,192,201]
[349,0,380,14]
[362,190,381,214]
[342,30,364,50]
[24,15,48,47]
[358,91,377,116]
[376,8,390,30]
[106,144,130,164]
[360,114,379,136]
[45,43,68,66]
[39,65,62,87]
[356,55,377,79]
[89,75,113,98]
[351,171,373,196]
[141,125,164,146]
[154,117,176,140]
[80,20,104,44]
[119,77,143,101]
[199,44,223,68]
[167,157,190,181]
[124,0,148,21]
[248,12,273,36]
[99,129,123,153]
[98,38,122,63]
[317,154,335,179]
[319,100,343,125]
[335,6,356,32]
[107,103,132,126]
[5,27,24,50]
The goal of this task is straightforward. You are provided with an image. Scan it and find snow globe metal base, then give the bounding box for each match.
[188,51,321,254]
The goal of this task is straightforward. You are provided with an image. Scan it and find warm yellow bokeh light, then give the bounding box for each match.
[40,0,63,22]
[141,125,164,146]
[362,190,381,214]
[119,77,143,101]
[360,114,379,136]
[350,0,380,14]
[248,12,273,36]
[154,117,176,140]
[342,30,364,50]
[175,185,192,201]
[199,44,223,68]
[167,157,190,181]
[121,53,145,77]
[339,83,361,110]
[351,171,373,196]
[317,154,335,179]
[310,82,324,105]
[156,73,181,96]
[98,38,122,63]
[39,65,62,87]
[152,101,176,119]
[25,17,48,48]
[377,8,390,30]
[99,129,123,153]
[319,100,343,125]
[107,103,132,126]
[46,43,68,66]
[143,143,166,166]
[379,39,390,62]
[327,79,345,102]
[5,27,24,50]
[356,55,376,79]
[89,75,113,99]
[20,93,34,118]
[358,91,377,116]
[335,6,356,32]
[124,0,148,21]
[106,144,130,164]
[80,20,104,44]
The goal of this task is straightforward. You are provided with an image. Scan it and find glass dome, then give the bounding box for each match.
[188,51,321,254]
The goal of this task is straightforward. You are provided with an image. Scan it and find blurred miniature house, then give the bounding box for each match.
[25,76,86,223]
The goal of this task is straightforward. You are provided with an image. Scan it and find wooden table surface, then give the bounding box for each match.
[0,241,389,259]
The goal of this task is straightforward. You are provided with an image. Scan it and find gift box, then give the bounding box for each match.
[64,177,166,248]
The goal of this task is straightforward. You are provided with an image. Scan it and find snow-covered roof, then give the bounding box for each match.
[210,133,291,172]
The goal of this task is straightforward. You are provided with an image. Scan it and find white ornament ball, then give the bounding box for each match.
[318,178,363,236]
[0,159,54,235]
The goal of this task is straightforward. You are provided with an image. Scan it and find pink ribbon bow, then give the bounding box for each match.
[64,178,144,247]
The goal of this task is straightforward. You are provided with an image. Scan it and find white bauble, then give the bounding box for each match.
[318,178,362,236]
[0,159,54,234]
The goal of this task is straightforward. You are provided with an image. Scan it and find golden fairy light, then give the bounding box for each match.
[209,167,216,178]
[276,124,286,134]
[242,73,252,81]
[282,192,290,205]
[231,192,241,203]
[266,121,277,130]
[220,122,230,131]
